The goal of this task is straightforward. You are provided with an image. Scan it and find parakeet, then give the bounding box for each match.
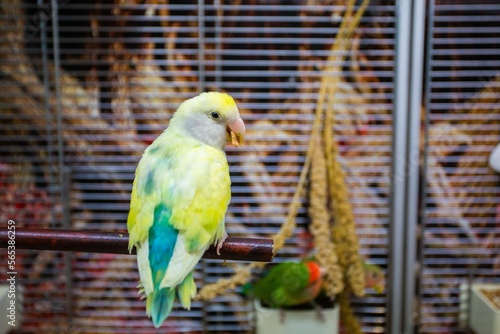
[250,261,324,309]
[127,92,245,328]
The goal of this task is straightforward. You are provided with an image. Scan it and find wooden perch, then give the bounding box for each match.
[0,228,274,262]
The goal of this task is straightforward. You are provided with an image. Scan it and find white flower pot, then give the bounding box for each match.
[470,283,500,334]
[254,299,339,334]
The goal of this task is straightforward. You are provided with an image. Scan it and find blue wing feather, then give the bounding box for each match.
[147,204,179,327]
[148,204,178,288]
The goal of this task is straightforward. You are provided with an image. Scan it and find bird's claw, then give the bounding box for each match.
[216,232,228,256]
[279,309,286,323]
[311,301,325,323]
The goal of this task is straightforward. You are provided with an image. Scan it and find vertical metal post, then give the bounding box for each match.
[388,0,411,332]
[418,0,435,332]
[38,0,57,227]
[51,0,73,329]
[50,0,69,226]
[389,1,426,333]
[38,1,62,328]
[197,2,209,333]
[197,0,206,93]
[389,0,411,332]
[214,0,222,90]
[403,1,426,333]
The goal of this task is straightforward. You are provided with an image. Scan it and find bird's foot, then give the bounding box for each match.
[311,301,325,323]
[279,309,286,323]
[216,232,228,255]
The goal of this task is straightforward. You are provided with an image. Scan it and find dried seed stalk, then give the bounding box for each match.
[196,0,370,301]
[309,135,344,297]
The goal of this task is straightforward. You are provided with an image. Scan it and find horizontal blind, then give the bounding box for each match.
[0,1,394,333]
[420,1,500,333]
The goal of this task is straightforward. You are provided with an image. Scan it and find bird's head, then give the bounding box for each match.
[304,261,323,285]
[303,261,324,301]
[170,91,245,150]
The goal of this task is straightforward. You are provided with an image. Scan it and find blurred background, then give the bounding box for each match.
[0,0,499,333]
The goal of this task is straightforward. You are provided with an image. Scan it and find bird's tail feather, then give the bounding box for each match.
[146,288,175,328]
[177,272,197,309]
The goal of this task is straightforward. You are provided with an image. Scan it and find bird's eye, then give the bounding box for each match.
[210,111,220,120]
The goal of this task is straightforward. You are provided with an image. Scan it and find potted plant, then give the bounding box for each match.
[246,260,340,334]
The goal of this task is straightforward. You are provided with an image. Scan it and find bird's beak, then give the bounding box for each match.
[373,285,385,294]
[227,116,245,147]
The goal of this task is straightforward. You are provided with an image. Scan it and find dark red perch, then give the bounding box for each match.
[0,228,274,262]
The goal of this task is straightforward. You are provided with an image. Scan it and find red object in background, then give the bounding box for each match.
[0,162,55,228]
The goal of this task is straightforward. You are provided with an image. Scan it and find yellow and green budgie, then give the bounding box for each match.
[127,92,245,328]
